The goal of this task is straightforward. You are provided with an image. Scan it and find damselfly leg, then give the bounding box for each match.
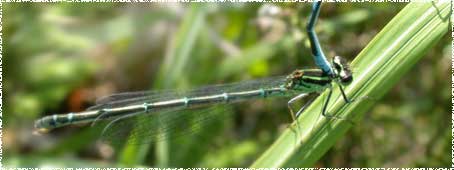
[287,93,309,121]
[287,93,311,139]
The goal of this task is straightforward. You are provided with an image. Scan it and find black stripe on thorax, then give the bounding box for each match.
[301,70,331,86]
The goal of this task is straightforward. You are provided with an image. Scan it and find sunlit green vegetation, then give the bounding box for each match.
[4,2,450,167]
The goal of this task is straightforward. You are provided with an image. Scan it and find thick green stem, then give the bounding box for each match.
[251,2,450,167]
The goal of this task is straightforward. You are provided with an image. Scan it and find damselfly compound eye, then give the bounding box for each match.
[332,56,353,84]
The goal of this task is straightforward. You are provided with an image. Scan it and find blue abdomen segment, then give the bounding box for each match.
[306,1,334,76]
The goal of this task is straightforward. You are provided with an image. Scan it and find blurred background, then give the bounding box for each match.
[4,3,450,167]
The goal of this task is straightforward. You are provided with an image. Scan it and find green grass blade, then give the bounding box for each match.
[118,4,207,166]
[251,2,450,167]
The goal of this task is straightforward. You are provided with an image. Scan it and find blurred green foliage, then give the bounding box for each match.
[4,2,449,167]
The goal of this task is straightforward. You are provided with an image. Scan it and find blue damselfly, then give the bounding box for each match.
[34,2,355,145]
[35,56,353,144]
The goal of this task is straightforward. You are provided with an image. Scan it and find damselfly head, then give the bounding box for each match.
[332,56,353,84]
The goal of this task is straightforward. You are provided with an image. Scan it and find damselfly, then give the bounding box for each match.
[34,55,353,144]
[34,2,355,145]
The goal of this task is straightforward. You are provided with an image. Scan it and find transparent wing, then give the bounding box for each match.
[100,104,231,146]
[89,76,292,110]
[88,90,178,110]
[95,76,302,146]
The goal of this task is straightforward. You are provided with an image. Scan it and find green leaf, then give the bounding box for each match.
[118,4,208,166]
[251,2,450,167]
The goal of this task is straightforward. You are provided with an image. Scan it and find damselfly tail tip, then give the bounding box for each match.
[33,119,51,133]
[33,127,50,135]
